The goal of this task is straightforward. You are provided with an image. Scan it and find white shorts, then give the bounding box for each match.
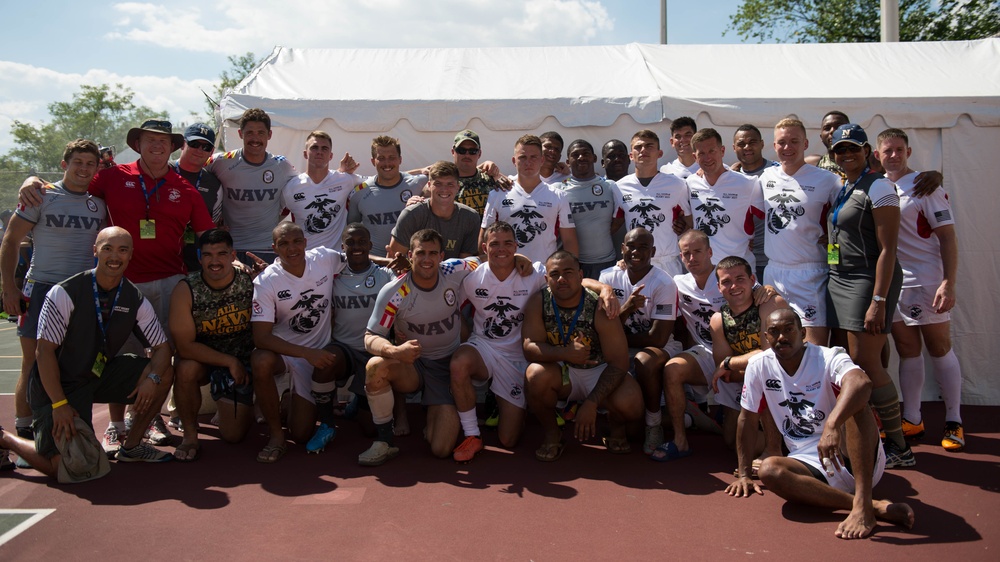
[764,263,828,327]
[652,255,685,277]
[565,364,606,403]
[681,344,741,410]
[462,337,528,409]
[281,355,315,404]
[792,441,886,494]
[894,285,950,326]
[628,336,683,365]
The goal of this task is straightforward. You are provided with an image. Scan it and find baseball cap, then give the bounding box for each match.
[453,129,481,148]
[830,124,868,148]
[184,123,216,145]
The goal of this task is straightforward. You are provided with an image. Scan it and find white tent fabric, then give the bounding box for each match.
[221,40,1000,405]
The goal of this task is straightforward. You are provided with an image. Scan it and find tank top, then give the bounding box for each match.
[542,286,603,368]
[184,269,255,363]
[721,302,760,356]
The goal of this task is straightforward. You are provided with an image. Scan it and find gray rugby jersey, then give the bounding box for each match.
[16,182,106,284]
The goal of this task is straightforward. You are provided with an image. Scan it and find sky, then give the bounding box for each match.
[0,0,749,158]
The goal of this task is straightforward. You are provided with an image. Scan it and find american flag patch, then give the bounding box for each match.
[934,209,952,222]
[655,304,673,315]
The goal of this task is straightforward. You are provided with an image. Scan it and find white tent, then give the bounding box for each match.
[221,40,1000,405]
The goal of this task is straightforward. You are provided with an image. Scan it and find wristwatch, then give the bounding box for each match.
[872,295,886,303]
[723,356,733,371]
[146,373,161,385]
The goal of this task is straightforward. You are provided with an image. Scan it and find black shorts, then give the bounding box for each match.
[32,354,148,459]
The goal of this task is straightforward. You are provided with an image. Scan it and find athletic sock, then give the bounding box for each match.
[310,380,338,425]
[898,356,925,424]
[458,408,480,437]
[368,388,394,427]
[645,409,662,427]
[931,350,963,424]
[14,416,31,429]
[871,383,905,449]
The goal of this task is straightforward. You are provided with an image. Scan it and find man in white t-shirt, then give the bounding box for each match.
[616,130,692,276]
[726,308,914,540]
[877,128,964,452]
[480,134,578,263]
[282,131,363,250]
[599,227,679,455]
[250,223,348,462]
[687,128,764,271]
[730,124,779,280]
[660,117,700,179]
[450,222,546,462]
[759,118,841,345]
[539,131,569,184]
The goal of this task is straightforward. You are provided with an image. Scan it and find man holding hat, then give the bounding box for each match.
[0,226,175,480]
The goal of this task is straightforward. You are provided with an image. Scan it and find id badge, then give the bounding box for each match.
[139,219,156,239]
[183,227,196,244]
[827,243,840,265]
[91,351,108,378]
[561,363,570,387]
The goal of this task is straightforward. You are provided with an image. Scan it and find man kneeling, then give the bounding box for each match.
[726,308,913,539]
[0,227,173,479]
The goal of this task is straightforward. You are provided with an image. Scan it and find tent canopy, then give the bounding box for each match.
[221,39,1000,405]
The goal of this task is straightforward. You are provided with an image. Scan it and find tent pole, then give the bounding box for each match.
[881,0,899,42]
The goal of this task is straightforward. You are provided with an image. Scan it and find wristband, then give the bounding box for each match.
[51,399,68,410]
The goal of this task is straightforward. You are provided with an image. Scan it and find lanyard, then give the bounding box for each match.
[554,295,586,346]
[92,270,123,342]
[173,163,202,191]
[138,173,166,220]
[831,165,870,231]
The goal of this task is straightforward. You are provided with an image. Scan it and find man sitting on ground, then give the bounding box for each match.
[726,308,914,540]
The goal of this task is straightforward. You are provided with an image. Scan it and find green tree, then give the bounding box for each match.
[204,52,259,121]
[727,0,1000,43]
[5,83,167,172]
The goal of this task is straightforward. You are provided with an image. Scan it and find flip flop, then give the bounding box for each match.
[256,442,287,463]
[174,442,200,463]
[535,441,565,462]
[650,441,692,462]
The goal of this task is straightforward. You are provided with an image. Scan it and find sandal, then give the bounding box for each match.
[174,442,201,462]
[256,442,287,463]
[535,441,565,462]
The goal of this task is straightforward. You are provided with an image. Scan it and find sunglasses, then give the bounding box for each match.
[188,141,214,152]
[454,146,480,155]
[832,144,865,155]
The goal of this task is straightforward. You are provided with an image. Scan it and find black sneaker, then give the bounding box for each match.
[884,440,916,469]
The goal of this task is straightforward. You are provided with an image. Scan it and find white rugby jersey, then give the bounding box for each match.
[282,171,363,250]
[251,247,348,349]
[687,171,763,269]
[660,159,700,179]
[894,172,955,288]
[616,172,691,259]
[481,181,574,264]
[461,261,547,357]
[742,344,859,469]
[759,164,840,266]
[600,265,677,337]
[673,270,726,348]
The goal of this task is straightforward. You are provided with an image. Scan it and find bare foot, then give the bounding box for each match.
[835,507,876,540]
[876,500,915,529]
[173,440,200,462]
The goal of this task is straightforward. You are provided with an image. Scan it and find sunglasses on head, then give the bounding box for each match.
[454,146,480,155]
[833,144,865,155]
[188,141,214,152]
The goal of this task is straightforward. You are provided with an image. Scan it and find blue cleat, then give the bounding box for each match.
[306,423,337,454]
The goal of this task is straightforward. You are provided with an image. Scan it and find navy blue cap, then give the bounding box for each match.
[184,123,216,145]
[830,124,868,148]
